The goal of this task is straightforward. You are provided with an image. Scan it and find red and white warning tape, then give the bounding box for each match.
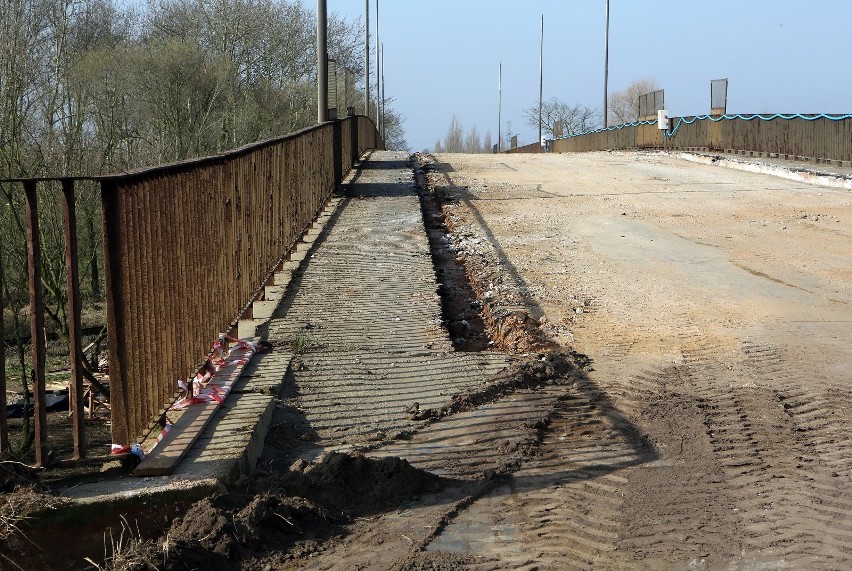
[111,334,258,455]
[170,335,256,411]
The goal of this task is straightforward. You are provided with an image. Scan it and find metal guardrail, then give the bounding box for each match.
[1,115,380,462]
[550,114,852,165]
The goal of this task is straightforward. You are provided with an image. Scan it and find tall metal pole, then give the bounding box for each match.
[604,0,610,128]
[365,0,370,118]
[538,14,544,146]
[317,0,328,123]
[377,43,382,135]
[375,0,381,134]
[381,43,386,142]
[498,62,502,153]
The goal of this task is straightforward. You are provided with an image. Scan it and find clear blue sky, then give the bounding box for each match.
[328,0,852,152]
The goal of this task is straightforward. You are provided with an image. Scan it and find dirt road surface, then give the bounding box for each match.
[62,151,849,571]
[395,151,852,570]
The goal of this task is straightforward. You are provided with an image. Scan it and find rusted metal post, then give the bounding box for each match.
[351,115,360,163]
[333,119,343,185]
[24,180,48,466]
[0,226,7,453]
[498,62,502,152]
[100,180,130,446]
[62,179,85,458]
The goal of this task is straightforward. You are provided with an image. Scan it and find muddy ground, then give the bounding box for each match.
[4,150,852,570]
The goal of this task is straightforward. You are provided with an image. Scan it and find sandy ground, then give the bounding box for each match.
[411,151,852,569]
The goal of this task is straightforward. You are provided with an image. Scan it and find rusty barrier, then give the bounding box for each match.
[550,114,852,165]
[0,115,380,463]
[0,178,92,465]
[505,142,545,154]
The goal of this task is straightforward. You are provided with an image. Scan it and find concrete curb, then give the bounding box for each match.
[669,151,852,190]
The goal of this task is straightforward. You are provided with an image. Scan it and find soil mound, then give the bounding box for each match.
[165,494,337,570]
[271,452,446,517]
[156,452,446,569]
[391,552,496,571]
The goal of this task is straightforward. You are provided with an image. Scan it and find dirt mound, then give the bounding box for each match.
[150,453,446,569]
[164,493,337,569]
[271,452,446,517]
[391,551,496,570]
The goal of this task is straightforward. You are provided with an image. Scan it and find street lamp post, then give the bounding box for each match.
[375,0,381,135]
[539,14,544,146]
[317,0,328,123]
[498,62,502,153]
[604,0,610,128]
[381,42,386,142]
[365,0,370,118]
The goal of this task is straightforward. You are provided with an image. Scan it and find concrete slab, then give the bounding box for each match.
[264,285,287,300]
[672,150,852,190]
[252,299,278,319]
[233,350,294,395]
[173,391,275,484]
[55,150,514,514]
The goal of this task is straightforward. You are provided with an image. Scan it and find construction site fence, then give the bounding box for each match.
[0,115,381,461]
[505,142,545,154]
[550,114,852,166]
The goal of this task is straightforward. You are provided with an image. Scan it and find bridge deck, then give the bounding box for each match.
[170,150,512,479]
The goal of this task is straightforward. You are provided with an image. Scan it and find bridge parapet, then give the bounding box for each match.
[0,116,381,459]
[550,114,852,166]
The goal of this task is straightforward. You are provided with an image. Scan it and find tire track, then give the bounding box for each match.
[427,377,650,569]
[681,338,852,567]
[391,152,852,569]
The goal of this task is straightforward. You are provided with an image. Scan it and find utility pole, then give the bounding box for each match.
[317,0,328,123]
[539,14,544,146]
[603,0,610,128]
[375,0,381,134]
[365,0,370,118]
[381,42,386,142]
[498,62,502,153]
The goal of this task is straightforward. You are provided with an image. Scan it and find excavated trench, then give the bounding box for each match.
[412,157,489,352]
[412,153,556,355]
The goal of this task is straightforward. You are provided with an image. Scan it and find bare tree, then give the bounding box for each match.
[380,100,408,151]
[464,125,481,153]
[444,115,463,153]
[524,98,600,138]
[607,78,658,126]
[482,129,492,153]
